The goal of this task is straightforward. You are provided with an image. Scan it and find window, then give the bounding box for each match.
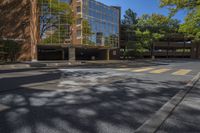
[76,18,82,25]
[77,6,81,13]
[39,0,71,44]
[77,30,82,38]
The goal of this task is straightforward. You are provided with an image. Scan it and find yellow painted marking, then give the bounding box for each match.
[149,68,171,74]
[172,69,191,75]
[132,67,155,72]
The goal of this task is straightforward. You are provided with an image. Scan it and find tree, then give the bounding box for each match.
[179,7,200,41]
[160,0,200,16]
[160,0,200,42]
[82,19,94,45]
[137,14,179,34]
[135,14,180,57]
[39,0,73,44]
[121,9,138,58]
[122,8,138,25]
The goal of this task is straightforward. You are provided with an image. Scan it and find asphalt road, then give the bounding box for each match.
[0,59,199,133]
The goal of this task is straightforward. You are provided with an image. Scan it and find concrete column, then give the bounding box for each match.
[197,43,200,59]
[191,42,197,58]
[106,49,110,60]
[62,49,65,60]
[151,42,155,59]
[69,47,76,61]
[167,39,170,58]
[183,40,186,58]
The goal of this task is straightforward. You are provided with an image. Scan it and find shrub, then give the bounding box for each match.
[0,40,21,62]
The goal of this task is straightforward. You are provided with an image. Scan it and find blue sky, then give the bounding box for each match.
[96,0,187,23]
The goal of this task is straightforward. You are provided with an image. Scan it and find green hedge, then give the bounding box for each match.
[0,40,21,62]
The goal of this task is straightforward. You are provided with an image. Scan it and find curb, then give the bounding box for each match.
[0,62,85,69]
[135,72,200,133]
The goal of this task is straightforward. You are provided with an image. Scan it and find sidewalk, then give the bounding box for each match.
[157,78,200,132]
[0,60,159,69]
[0,61,85,69]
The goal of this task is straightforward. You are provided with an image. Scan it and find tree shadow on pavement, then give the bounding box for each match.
[0,70,186,133]
[0,70,61,92]
[157,83,200,133]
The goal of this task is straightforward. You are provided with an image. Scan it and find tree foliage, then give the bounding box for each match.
[0,40,21,62]
[137,14,179,33]
[179,6,200,41]
[122,8,180,57]
[82,19,94,45]
[160,0,200,41]
[160,0,200,17]
[39,0,73,44]
[122,8,138,25]
[135,14,180,54]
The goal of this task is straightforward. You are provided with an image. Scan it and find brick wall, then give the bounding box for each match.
[0,0,39,61]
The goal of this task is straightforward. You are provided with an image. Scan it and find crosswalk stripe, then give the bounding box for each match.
[132,67,155,72]
[149,68,171,74]
[172,69,191,75]
[115,67,192,76]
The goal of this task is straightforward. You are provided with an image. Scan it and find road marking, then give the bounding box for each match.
[149,68,171,74]
[115,68,132,71]
[172,69,192,75]
[132,67,155,72]
[0,104,10,112]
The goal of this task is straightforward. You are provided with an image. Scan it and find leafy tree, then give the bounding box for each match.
[160,0,200,42]
[121,9,138,58]
[135,14,180,57]
[137,14,179,34]
[179,7,200,41]
[122,8,138,25]
[39,0,73,44]
[160,0,200,16]
[82,19,94,45]
[121,10,180,58]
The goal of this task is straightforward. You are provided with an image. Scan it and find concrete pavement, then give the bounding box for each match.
[157,76,200,132]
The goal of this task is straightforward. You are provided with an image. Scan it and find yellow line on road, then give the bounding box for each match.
[149,68,171,74]
[132,67,155,72]
[172,69,192,75]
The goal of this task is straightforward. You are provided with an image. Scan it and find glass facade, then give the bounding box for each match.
[39,0,120,48]
[39,0,71,44]
[81,0,120,48]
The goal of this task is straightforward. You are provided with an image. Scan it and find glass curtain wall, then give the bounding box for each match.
[39,0,71,45]
[82,0,119,48]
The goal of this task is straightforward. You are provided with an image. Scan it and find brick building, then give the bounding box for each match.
[0,0,120,61]
[0,0,38,61]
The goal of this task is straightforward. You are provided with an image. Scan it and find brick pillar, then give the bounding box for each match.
[30,0,39,61]
[69,47,76,61]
